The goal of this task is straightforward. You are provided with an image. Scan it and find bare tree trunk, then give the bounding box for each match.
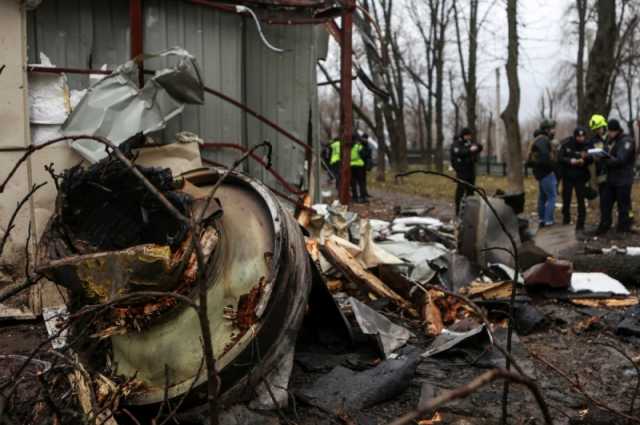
[453,0,479,133]
[374,104,387,181]
[425,98,434,168]
[435,44,445,172]
[431,0,451,173]
[500,0,524,193]
[486,112,493,160]
[449,69,461,136]
[576,0,587,124]
[584,0,617,117]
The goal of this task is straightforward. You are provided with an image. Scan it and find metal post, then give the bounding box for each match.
[129,0,144,87]
[495,67,501,162]
[338,2,353,205]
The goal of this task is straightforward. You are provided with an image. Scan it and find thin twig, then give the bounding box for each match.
[159,357,205,425]
[532,351,640,424]
[593,343,640,418]
[121,409,142,425]
[155,364,171,422]
[0,276,43,304]
[396,170,521,423]
[196,141,272,225]
[0,135,187,223]
[0,182,47,258]
[385,369,553,425]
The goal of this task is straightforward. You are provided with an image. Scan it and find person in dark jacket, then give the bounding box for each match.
[360,133,373,202]
[557,127,592,230]
[527,120,558,228]
[350,135,367,203]
[450,127,483,215]
[595,119,636,234]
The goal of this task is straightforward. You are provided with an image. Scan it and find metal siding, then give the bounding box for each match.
[26,1,318,199]
[244,23,314,193]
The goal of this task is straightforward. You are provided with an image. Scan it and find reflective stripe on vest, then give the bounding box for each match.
[329,140,341,165]
[351,143,365,167]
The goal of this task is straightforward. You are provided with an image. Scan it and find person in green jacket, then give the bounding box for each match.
[351,135,367,203]
[326,137,342,191]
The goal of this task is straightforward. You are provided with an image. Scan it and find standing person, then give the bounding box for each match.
[588,114,609,197]
[527,120,558,228]
[450,127,483,215]
[328,137,342,191]
[595,119,636,235]
[557,127,592,231]
[350,135,367,203]
[360,133,373,202]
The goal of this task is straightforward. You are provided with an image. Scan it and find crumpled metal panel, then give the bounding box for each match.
[37,244,174,302]
[458,196,522,269]
[62,48,204,163]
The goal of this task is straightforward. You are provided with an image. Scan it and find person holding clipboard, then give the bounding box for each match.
[594,119,636,235]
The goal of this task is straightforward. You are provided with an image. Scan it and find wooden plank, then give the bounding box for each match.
[321,239,418,317]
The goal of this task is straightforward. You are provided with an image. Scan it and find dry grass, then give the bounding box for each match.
[369,169,640,218]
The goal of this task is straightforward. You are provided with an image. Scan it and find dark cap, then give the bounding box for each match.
[460,127,473,137]
[540,119,556,130]
[574,126,587,137]
[608,119,623,132]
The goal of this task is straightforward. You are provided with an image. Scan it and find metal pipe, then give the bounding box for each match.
[129,0,144,87]
[27,66,113,75]
[200,142,306,195]
[338,3,354,205]
[200,157,302,205]
[202,86,312,153]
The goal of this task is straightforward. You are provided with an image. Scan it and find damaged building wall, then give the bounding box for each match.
[26,0,322,197]
[0,1,34,266]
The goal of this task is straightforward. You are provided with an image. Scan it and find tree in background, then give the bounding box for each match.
[500,0,524,193]
[452,0,479,134]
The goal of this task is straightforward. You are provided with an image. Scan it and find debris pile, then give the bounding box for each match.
[2,55,640,422]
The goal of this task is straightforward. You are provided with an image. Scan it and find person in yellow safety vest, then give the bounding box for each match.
[351,135,367,203]
[327,138,342,191]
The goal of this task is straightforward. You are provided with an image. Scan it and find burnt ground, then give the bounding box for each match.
[286,188,640,425]
[1,187,640,425]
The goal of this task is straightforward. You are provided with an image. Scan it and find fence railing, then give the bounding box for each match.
[407,150,640,179]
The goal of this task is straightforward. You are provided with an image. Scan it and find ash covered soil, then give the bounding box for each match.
[2,188,640,425]
[291,189,640,424]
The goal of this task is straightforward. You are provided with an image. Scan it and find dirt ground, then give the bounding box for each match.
[2,183,640,425]
[288,183,640,425]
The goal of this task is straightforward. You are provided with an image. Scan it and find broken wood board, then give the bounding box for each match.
[423,290,444,337]
[296,194,313,228]
[571,297,639,309]
[462,281,513,300]
[0,303,37,321]
[70,368,118,425]
[534,224,578,258]
[321,239,418,317]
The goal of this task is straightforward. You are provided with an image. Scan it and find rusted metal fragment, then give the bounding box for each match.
[236,278,265,332]
[38,244,174,302]
[523,258,573,289]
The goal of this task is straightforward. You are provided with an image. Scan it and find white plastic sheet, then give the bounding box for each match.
[570,273,630,296]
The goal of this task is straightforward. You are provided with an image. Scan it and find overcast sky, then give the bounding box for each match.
[321,0,579,128]
[478,0,575,122]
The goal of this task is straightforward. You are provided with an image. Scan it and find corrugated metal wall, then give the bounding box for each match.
[27,0,322,198]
